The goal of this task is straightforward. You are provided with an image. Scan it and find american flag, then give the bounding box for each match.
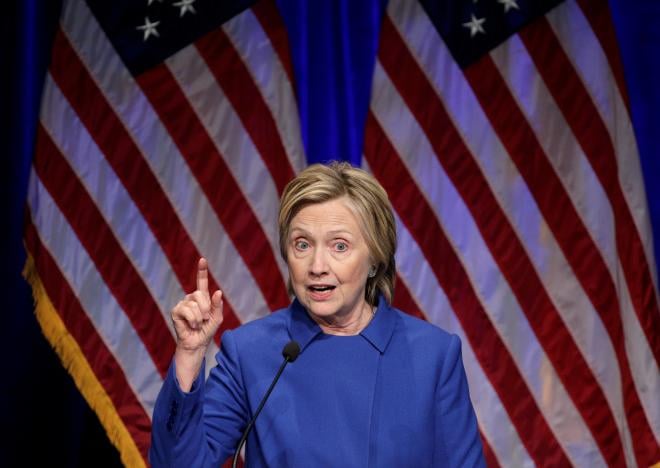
[23,0,659,467]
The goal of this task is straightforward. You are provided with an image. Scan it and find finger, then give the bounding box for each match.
[211,290,223,309]
[174,303,201,330]
[196,257,209,295]
[189,290,211,314]
[180,300,205,326]
[211,290,224,318]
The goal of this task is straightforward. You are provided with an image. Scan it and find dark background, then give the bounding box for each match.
[2,0,658,466]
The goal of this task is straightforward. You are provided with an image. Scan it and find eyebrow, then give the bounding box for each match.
[289,227,354,238]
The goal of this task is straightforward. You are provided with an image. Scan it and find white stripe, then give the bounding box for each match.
[488,36,639,466]
[61,0,270,323]
[165,45,288,280]
[223,8,306,173]
[27,170,161,417]
[40,76,179,337]
[370,52,604,465]
[548,0,658,291]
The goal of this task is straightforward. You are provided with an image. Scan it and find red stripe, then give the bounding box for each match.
[195,27,296,196]
[364,112,571,466]
[33,124,175,377]
[481,436,501,468]
[379,16,625,465]
[518,18,660,464]
[24,215,151,462]
[135,62,290,312]
[573,0,630,109]
[393,279,502,468]
[251,0,296,85]
[520,16,660,364]
[49,29,241,334]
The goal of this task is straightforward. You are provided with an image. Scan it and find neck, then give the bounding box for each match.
[311,301,375,336]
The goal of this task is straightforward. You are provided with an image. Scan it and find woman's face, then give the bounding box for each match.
[287,197,372,327]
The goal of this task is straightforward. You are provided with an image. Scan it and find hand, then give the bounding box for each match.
[171,258,224,389]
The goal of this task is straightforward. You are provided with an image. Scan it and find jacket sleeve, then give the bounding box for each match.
[434,334,486,467]
[149,330,249,467]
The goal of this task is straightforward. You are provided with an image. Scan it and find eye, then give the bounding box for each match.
[295,240,310,250]
[334,241,348,252]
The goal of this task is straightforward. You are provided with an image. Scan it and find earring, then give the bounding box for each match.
[368,265,377,278]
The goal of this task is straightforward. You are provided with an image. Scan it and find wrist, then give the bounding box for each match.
[174,346,206,391]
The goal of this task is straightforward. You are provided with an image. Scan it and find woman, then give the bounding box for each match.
[149,162,485,467]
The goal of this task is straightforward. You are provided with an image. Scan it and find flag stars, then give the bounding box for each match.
[463,14,486,37]
[498,0,520,13]
[137,16,160,41]
[173,0,197,17]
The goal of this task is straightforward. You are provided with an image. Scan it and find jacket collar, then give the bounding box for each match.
[287,295,397,354]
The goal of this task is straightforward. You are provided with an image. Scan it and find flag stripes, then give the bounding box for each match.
[365,0,660,466]
[194,27,296,196]
[573,0,629,106]
[489,24,659,464]
[49,23,244,334]
[250,0,296,82]
[62,0,293,324]
[135,63,290,311]
[490,29,659,451]
[39,76,184,327]
[518,16,660,365]
[546,3,655,274]
[232,5,303,170]
[33,124,175,377]
[164,43,286,276]
[463,54,633,464]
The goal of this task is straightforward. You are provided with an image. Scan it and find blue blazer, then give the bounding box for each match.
[150,297,485,467]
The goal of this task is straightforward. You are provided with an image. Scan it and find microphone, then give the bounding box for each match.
[231,340,301,468]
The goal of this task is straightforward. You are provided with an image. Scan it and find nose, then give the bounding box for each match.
[309,247,328,277]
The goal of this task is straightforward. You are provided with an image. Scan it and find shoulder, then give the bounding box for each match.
[393,307,458,345]
[389,307,462,363]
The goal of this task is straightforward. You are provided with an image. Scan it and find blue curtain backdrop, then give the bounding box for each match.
[1,0,658,465]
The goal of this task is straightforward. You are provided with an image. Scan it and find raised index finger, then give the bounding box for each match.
[196,257,209,294]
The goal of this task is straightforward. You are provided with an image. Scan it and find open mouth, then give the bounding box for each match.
[308,285,336,292]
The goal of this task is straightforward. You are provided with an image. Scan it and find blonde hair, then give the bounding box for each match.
[278,161,397,306]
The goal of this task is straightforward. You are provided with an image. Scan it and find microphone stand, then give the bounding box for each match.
[231,341,300,468]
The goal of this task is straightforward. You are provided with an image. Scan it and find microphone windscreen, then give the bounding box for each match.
[282,340,301,362]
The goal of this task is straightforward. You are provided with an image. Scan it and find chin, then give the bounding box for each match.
[304,300,337,317]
